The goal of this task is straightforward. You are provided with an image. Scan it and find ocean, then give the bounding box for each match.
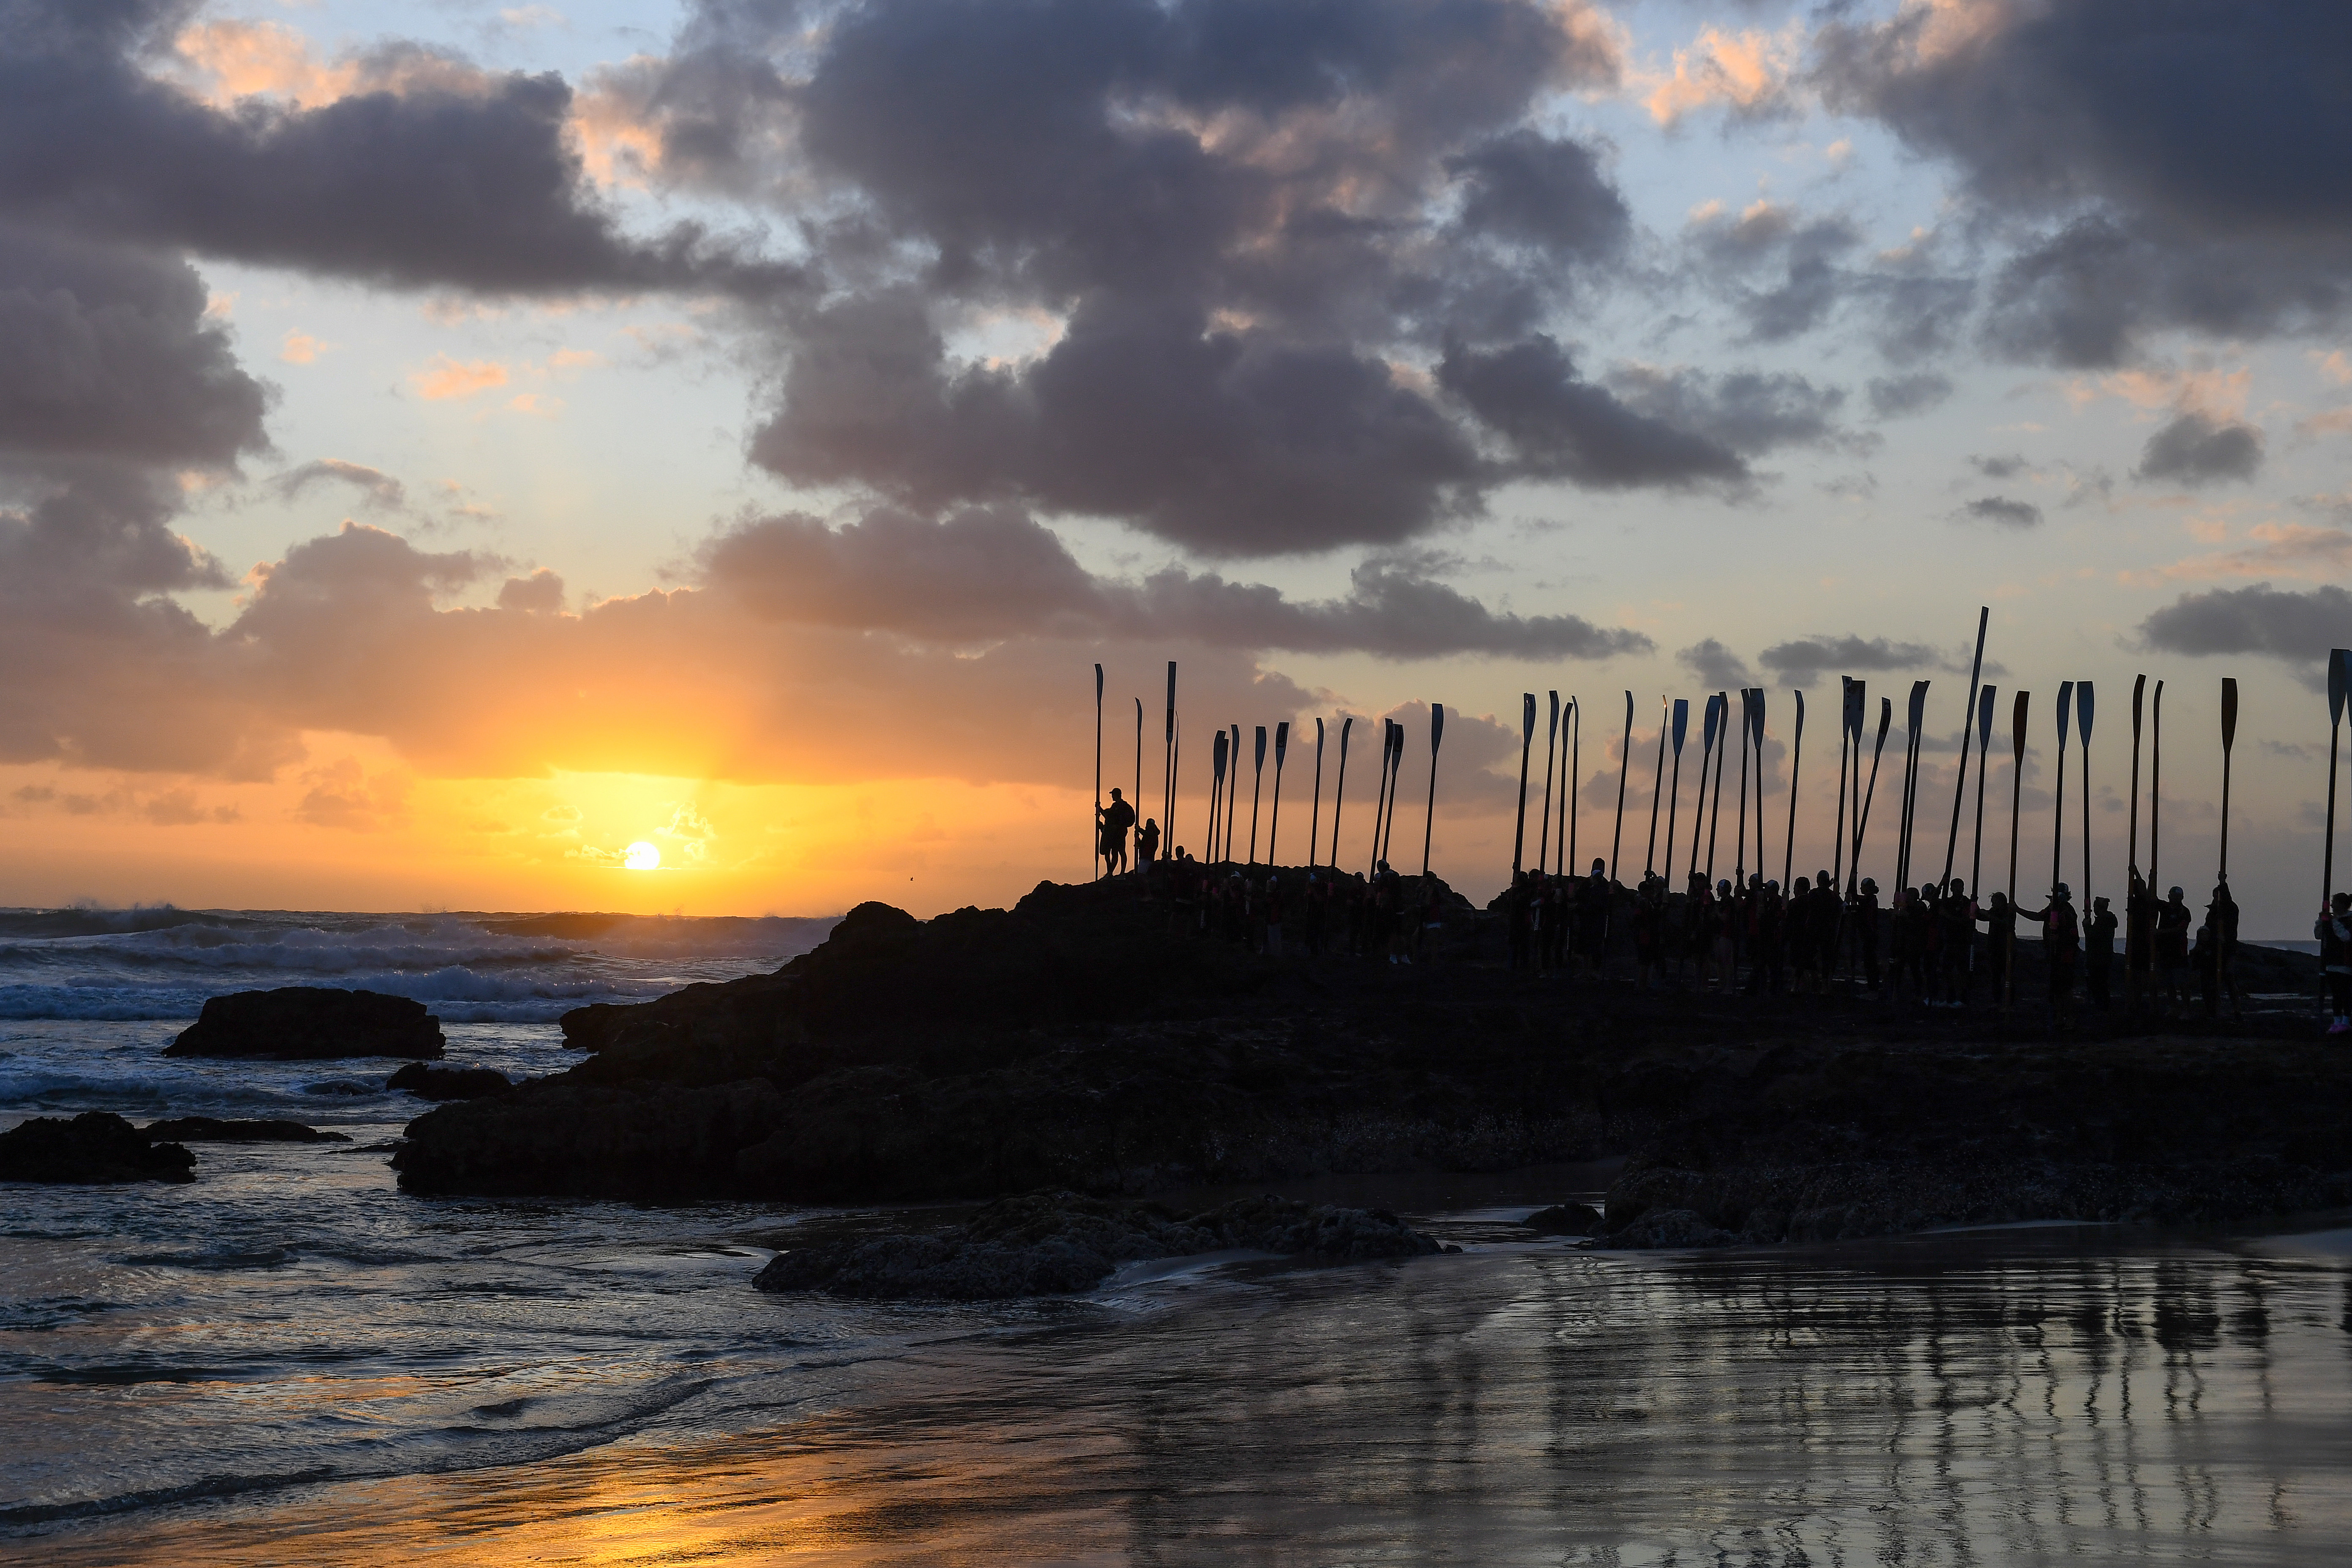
[8,908,2352,1563]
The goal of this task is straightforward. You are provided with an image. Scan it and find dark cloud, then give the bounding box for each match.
[1867,372,1953,419]
[1688,202,1862,344]
[702,504,1650,659]
[272,459,406,511]
[2138,582,2352,668]
[0,0,795,297]
[1608,364,1847,455]
[1820,3,2352,364]
[1437,336,1745,489]
[2135,411,2264,486]
[1758,634,1941,689]
[1958,496,2043,529]
[1676,637,1753,691]
[1969,453,2028,479]
[753,294,1486,555]
[0,222,267,466]
[1448,130,1628,261]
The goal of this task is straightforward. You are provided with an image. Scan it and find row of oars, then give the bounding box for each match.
[1098,636,2292,954]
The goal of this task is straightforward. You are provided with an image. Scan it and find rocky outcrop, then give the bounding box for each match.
[165,988,444,1061]
[142,1118,350,1143]
[751,1188,1448,1299]
[387,1063,512,1100]
[1523,1202,1603,1235]
[1,1112,196,1183]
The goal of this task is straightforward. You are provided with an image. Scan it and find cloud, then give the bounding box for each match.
[0,221,268,466]
[2137,582,2352,670]
[1959,496,2042,528]
[1969,453,2028,479]
[272,459,406,510]
[702,504,1652,660]
[1867,372,1952,419]
[1437,336,1746,489]
[1820,3,2352,365]
[1676,637,1754,690]
[2135,411,2264,486]
[411,356,511,401]
[0,1,798,298]
[497,567,564,612]
[1685,200,1862,344]
[1640,23,1803,127]
[1609,363,1851,457]
[1446,130,1629,261]
[2143,522,2352,583]
[1757,634,1944,689]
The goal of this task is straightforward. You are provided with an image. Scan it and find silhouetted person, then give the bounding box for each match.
[1097,788,1135,875]
[2125,870,2157,1015]
[2021,883,2080,1026]
[1849,878,1883,992]
[2085,894,2117,1011]
[1136,817,1160,869]
[2318,892,2352,1036]
[2158,886,2192,1012]
[2192,919,2220,1018]
[2208,882,2244,1017]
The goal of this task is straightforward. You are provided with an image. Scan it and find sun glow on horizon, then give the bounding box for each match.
[623,841,662,871]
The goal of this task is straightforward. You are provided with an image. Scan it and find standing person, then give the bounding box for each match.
[1579,859,1612,982]
[1507,872,1534,972]
[2125,871,2157,1015]
[2191,919,2221,1019]
[2208,883,2245,1017]
[2317,892,2352,1036]
[2022,884,2082,1026]
[1978,890,2017,1004]
[2158,887,2193,1012]
[1136,817,1160,871]
[1941,880,1977,1006]
[1850,878,1884,992]
[2084,895,2118,1011]
[1097,788,1135,875]
[1706,879,1738,991]
[1262,874,1284,957]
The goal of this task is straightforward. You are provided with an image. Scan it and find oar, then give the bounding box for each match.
[1382,720,1407,868]
[1094,663,1105,879]
[1163,663,1177,838]
[1833,680,1855,893]
[1248,726,1267,865]
[1971,685,1997,894]
[1853,696,1893,892]
[1308,717,1325,866]
[1134,697,1144,850]
[2007,690,2028,1010]
[1269,721,1289,866]
[1537,692,1559,875]
[1367,719,1392,875]
[1644,696,1668,879]
[1611,691,1633,882]
[1707,691,1731,882]
[1897,681,1929,892]
[1209,728,1229,866]
[1734,689,1753,883]
[1226,724,1241,863]
[2219,677,2239,884]
[1513,693,1537,875]
[1563,697,1579,875]
[1422,703,1445,877]
[2077,683,2095,904]
[2052,682,2074,897]
[1328,716,1352,870]
[1942,607,1991,888]
[2328,652,2349,909]
[1752,688,1770,885]
[1783,689,1805,889]
[2149,683,2164,897]
[1693,693,1721,882]
[1171,718,1180,854]
[1666,698,1690,889]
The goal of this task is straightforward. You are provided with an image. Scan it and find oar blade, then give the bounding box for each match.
[2333,651,2349,726]
[2077,681,2095,746]
[2056,681,2074,747]
[2222,677,2239,749]
[1977,685,1998,749]
[1672,698,1690,753]
[2012,690,2029,764]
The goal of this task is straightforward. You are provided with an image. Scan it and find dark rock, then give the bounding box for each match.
[751,1188,1445,1299]
[1605,1207,1733,1249]
[0,1112,195,1184]
[165,988,444,1061]
[395,1079,789,1197]
[303,1079,375,1096]
[387,1063,512,1100]
[1523,1202,1603,1235]
[142,1118,350,1143]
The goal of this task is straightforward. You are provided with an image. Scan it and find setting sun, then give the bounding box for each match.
[623,841,661,871]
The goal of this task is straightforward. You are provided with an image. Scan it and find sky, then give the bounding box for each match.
[3,0,2350,932]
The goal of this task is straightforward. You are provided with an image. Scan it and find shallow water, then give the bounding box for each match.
[11,912,2352,1563]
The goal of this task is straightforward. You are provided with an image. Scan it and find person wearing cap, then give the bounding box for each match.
[2020,883,2081,1024]
[2157,886,2193,1013]
[2317,892,2352,1036]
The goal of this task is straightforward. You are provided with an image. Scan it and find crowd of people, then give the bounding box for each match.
[1096,791,2278,1022]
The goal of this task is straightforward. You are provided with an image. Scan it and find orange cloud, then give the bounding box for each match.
[1639,23,1803,126]
[411,356,511,401]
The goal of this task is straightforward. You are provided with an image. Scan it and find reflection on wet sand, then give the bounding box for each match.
[40,1231,2352,1565]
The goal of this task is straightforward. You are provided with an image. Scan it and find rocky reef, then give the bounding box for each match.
[1,1112,196,1183]
[393,873,2351,1249]
[165,987,445,1061]
[142,1117,349,1143]
[754,1188,1447,1299]
[387,1063,512,1100]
